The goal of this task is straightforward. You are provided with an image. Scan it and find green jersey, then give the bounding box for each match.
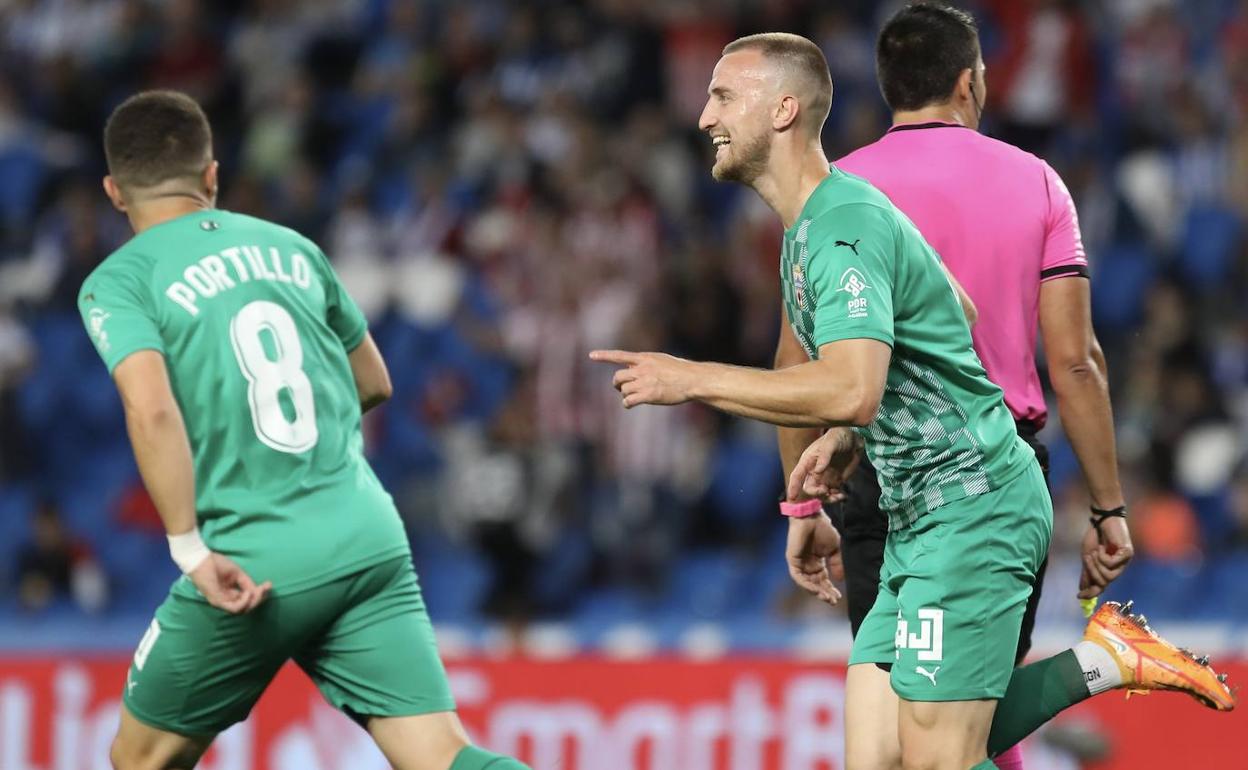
[780,168,1033,529]
[79,209,408,598]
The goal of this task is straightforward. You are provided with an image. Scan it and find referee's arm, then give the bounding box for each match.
[1038,276,1122,510]
[1039,275,1134,594]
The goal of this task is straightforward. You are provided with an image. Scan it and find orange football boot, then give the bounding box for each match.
[1083,600,1236,711]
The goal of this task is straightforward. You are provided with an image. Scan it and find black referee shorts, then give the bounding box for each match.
[833,421,1051,665]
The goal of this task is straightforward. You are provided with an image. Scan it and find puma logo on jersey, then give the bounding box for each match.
[834,238,861,255]
[916,665,940,686]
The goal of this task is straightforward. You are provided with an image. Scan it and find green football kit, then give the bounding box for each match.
[80,209,453,734]
[779,168,1052,700]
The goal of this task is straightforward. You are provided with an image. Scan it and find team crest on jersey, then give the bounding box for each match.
[792,262,807,307]
[200,220,219,231]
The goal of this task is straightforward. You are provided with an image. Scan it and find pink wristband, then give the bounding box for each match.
[779,499,823,518]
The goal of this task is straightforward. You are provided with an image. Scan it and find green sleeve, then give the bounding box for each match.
[310,244,368,352]
[78,268,165,374]
[806,203,897,349]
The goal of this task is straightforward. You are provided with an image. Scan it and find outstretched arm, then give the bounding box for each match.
[590,337,891,428]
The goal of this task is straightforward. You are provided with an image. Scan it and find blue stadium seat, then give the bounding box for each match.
[0,483,36,585]
[705,434,782,534]
[570,586,652,635]
[1100,557,1205,620]
[1205,554,1248,619]
[656,549,754,621]
[531,527,595,611]
[1179,205,1243,288]
[1089,242,1157,331]
[0,145,46,229]
[411,535,490,623]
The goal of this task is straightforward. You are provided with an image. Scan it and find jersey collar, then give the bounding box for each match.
[886,121,972,134]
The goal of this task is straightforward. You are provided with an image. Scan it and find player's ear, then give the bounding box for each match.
[774,94,800,132]
[102,176,127,213]
[203,161,219,202]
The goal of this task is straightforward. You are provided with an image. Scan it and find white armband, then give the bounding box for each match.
[167,528,211,574]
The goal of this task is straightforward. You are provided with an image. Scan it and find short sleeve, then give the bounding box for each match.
[1040,163,1090,282]
[78,269,165,374]
[806,204,896,349]
[310,245,368,351]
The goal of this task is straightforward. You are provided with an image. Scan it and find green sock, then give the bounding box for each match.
[987,649,1090,756]
[450,745,532,770]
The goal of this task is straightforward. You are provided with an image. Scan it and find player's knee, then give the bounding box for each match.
[109,734,196,770]
[899,731,983,770]
[845,725,903,770]
[110,735,150,770]
[845,743,903,770]
[899,741,938,770]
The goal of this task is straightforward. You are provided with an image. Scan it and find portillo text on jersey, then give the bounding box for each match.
[165,245,314,317]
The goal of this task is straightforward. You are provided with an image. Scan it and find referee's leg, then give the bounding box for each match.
[837,454,889,640]
[1013,423,1052,665]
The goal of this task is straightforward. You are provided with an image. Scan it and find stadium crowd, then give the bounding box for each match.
[1,0,1247,640]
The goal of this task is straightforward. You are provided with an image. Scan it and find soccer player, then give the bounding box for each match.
[79,91,529,770]
[591,34,1235,770]
[795,4,1128,768]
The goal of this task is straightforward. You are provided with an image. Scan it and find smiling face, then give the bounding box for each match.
[698,50,779,184]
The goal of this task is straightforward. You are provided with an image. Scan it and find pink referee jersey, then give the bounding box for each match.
[836,121,1089,427]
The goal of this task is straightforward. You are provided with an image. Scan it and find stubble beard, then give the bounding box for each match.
[711,131,772,187]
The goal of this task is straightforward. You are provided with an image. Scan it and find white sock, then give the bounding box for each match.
[1073,640,1124,695]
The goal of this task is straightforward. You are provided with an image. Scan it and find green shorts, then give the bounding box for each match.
[849,462,1052,702]
[123,556,455,736]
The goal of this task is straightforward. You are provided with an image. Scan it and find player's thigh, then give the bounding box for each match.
[839,456,888,638]
[845,663,902,770]
[889,464,1050,703]
[297,557,456,724]
[897,697,997,770]
[111,704,213,770]
[123,590,291,738]
[368,710,471,770]
[847,572,903,770]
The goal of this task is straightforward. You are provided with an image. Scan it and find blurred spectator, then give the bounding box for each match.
[0,306,34,481]
[15,500,108,613]
[986,0,1096,154]
[1129,484,1202,563]
[442,374,570,622]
